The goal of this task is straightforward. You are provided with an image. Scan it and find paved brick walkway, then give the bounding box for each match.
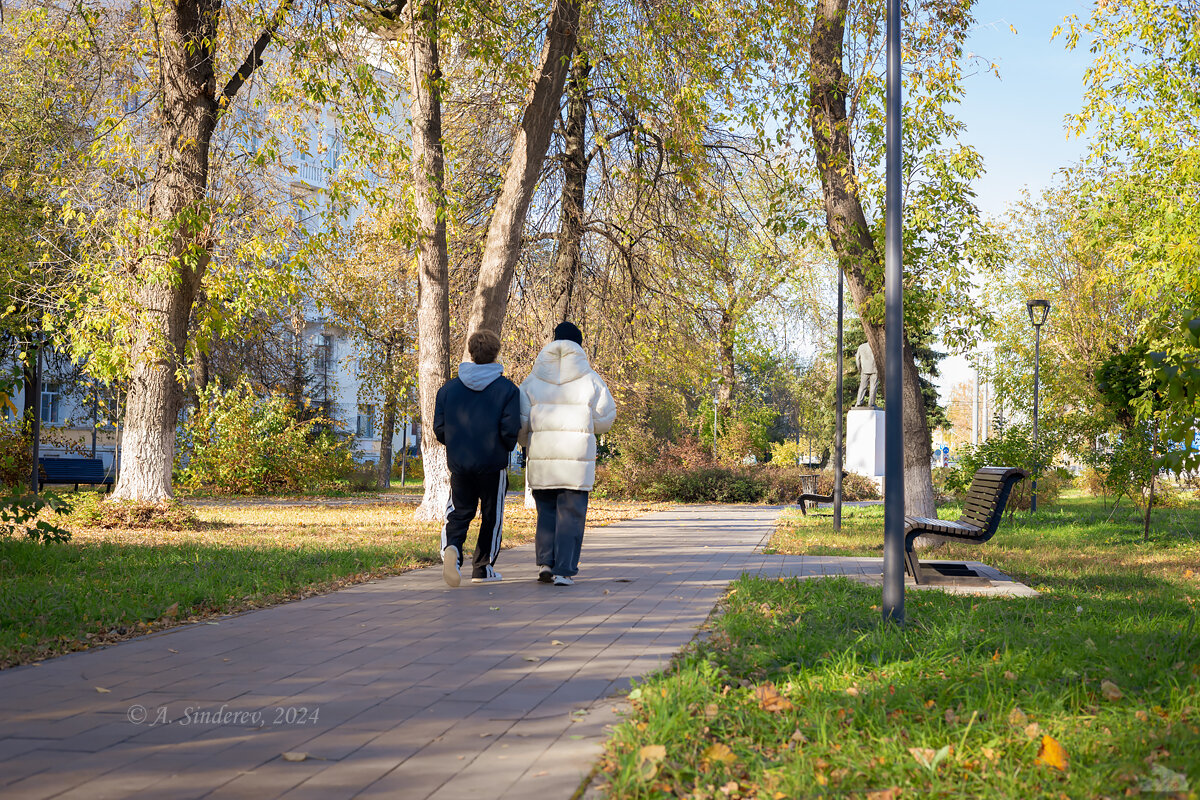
[0,505,1032,799]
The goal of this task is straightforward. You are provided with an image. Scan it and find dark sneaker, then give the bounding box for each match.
[442,545,461,587]
[471,565,503,583]
[538,566,553,584]
[552,575,574,586]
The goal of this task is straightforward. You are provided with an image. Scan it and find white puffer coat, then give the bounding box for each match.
[519,340,616,491]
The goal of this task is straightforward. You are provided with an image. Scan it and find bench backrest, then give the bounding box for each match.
[957,466,1029,539]
[39,457,113,483]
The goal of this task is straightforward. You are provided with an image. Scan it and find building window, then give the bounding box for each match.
[356,404,375,438]
[41,383,61,425]
[326,132,341,172]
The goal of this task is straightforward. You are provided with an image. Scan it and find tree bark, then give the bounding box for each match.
[809,0,936,518]
[405,0,452,520]
[467,0,582,342]
[543,53,591,340]
[111,0,220,502]
[108,0,290,502]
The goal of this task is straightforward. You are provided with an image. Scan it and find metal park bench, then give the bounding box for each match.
[38,457,115,492]
[797,473,833,515]
[903,466,1028,584]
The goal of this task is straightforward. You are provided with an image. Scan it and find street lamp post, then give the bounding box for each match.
[834,267,844,531]
[881,0,905,624]
[1026,298,1051,513]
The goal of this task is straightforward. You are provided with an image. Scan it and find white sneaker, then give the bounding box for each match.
[537,566,553,584]
[552,574,574,586]
[442,545,461,587]
[471,565,503,583]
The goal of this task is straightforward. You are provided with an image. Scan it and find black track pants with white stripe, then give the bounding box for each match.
[441,469,507,578]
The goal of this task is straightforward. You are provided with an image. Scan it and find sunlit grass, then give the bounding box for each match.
[598,494,1200,798]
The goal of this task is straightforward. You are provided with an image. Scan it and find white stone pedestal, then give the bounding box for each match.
[846,408,885,490]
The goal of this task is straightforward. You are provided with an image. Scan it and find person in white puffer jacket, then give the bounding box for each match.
[518,322,616,586]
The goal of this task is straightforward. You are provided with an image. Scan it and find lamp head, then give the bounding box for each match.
[1026,298,1050,327]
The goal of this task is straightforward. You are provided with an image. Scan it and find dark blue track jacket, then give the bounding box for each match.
[433,362,521,474]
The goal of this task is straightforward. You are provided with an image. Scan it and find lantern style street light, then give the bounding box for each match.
[1026,298,1051,512]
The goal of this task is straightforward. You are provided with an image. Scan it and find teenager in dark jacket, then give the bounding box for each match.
[433,329,521,586]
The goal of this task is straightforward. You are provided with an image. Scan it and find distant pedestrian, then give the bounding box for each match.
[434,330,521,586]
[519,322,616,586]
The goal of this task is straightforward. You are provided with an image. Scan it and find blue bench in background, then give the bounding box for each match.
[38,458,115,492]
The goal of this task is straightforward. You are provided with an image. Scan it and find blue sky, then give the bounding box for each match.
[955,0,1095,216]
[935,0,1096,399]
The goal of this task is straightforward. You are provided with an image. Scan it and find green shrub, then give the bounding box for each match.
[932,465,967,502]
[342,463,378,491]
[177,379,355,495]
[0,488,70,542]
[669,467,765,503]
[758,468,880,504]
[0,418,28,489]
[392,456,423,482]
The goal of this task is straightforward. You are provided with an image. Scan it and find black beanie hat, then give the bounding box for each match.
[553,321,583,345]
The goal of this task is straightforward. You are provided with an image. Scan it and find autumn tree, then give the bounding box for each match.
[805,0,997,516]
[317,211,418,487]
[1060,0,1200,470]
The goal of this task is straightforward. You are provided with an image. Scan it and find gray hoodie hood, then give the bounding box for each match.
[458,361,505,391]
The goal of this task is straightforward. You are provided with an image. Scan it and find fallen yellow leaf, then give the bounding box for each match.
[754,683,794,712]
[866,789,901,800]
[703,742,737,764]
[1008,707,1028,727]
[94,686,111,694]
[1036,735,1068,771]
[1101,679,1123,701]
[1024,722,1042,739]
[281,752,308,762]
[638,744,666,780]
[908,747,936,766]
[703,703,719,719]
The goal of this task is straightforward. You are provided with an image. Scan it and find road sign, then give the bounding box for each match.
[942,445,950,454]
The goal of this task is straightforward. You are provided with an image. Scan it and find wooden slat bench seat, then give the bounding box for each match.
[903,465,1028,584]
[797,473,834,515]
[38,458,115,492]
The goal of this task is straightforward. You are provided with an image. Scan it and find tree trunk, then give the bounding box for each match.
[405,0,452,520]
[377,345,398,489]
[111,0,220,502]
[467,0,582,343]
[809,0,936,518]
[543,53,591,341]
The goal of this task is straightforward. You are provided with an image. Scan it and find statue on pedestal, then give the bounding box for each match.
[853,342,878,408]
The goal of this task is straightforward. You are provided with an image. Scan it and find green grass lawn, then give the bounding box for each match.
[0,494,662,668]
[597,493,1200,799]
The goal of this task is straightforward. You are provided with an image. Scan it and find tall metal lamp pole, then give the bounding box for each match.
[834,267,844,531]
[1026,298,1050,513]
[882,0,905,624]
